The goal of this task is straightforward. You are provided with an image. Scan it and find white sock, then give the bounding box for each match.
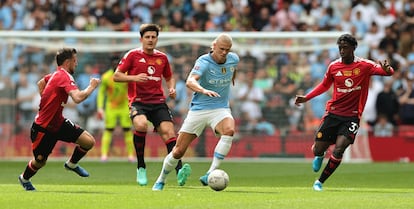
[207,135,233,173]
[66,161,77,168]
[156,152,179,183]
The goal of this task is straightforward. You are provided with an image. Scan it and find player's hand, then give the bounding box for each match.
[294,95,307,106]
[168,88,176,99]
[97,108,104,120]
[89,78,100,89]
[378,60,391,73]
[135,73,149,82]
[202,89,220,97]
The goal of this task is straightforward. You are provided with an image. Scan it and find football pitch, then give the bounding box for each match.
[1,159,413,209]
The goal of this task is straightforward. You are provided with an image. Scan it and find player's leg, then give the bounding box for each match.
[132,114,149,185]
[61,119,95,177]
[200,110,234,186]
[153,132,196,191]
[318,135,352,183]
[19,123,56,191]
[119,109,134,162]
[100,110,117,162]
[207,117,235,173]
[157,120,183,172]
[311,140,330,172]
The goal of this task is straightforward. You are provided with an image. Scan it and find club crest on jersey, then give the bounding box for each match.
[317,132,323,139]
[353,68,360,75]
[156,58,162,65]
[230,67,235,72]
[221,67,226,74]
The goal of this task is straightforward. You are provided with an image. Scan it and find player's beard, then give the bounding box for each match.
[68,66,75,74]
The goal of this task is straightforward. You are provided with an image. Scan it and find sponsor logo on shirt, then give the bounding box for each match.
[139,58,146,63]
[335,71,343,76]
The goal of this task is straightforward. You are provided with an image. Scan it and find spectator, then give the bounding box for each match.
[128,0,154,24]
[398,73,414,124]
[373,114,394,137]
[16,73,38,131]
[376,78,400,126]
[237,71,265,133]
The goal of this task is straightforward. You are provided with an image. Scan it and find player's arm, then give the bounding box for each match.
[113,69,148,82]
[96,75,106,119]
[165,76,176,99]
[37,78,47,95]
[186,73,220,97]
[378,60,394,75]
[295,77,332,105]
[69,77,100,104]
[232,69,237,86]
[37,74,52,95]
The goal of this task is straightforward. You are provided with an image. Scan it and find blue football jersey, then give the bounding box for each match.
[189,52,239,111]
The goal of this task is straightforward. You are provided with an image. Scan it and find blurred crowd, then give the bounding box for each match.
[1,0,414,138]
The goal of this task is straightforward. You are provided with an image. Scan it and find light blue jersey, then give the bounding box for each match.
[189,52,239,111]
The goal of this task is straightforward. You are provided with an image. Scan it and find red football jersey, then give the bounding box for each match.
[34,67,78,132]
[306,57,394,118]
[117,48,172,104]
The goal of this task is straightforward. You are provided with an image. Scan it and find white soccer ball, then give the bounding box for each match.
[207,169,229,191]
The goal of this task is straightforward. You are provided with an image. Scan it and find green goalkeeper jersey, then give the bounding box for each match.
[97,69,129,111]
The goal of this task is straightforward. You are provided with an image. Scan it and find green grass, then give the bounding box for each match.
[1,160,413,209]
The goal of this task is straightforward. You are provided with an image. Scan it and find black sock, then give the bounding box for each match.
[319,155,342,183]
[69,146,88,164]
[23,160,39,180]
[134,131,146,169]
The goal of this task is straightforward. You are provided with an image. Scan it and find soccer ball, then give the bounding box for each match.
[207,169,229,191]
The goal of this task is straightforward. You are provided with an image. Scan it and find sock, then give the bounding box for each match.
[165,137,183,174]
[101,130,112,158]
[68,145,88,165]
[124,130,134,158]
[22,160,39,180]
[319,155,342,183]
[133,131,146,169]
[207,135,233,173]
[155,152,179,183]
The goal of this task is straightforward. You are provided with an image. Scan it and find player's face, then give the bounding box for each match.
[67,54,78,74]
[338,41,354,64]
[212,40,232,64]
[140,31,158,52]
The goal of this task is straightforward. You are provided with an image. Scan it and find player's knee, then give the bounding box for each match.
[133,123,147,132]
[172,147,185,159]
[34,156,47,168]
[312,146,325,156]
[78,132,96,150]
[221,127,235,136]
[332,150,344,159]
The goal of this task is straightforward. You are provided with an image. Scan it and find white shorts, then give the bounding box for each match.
[179,108,233,137]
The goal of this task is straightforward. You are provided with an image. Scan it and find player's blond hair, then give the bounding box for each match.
[211,33,233,49]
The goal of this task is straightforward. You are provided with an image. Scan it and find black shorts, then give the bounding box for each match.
[130,102,173,128]
[30,119,84,158]
[315,113,360,144]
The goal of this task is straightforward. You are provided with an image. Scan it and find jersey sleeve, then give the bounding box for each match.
[162,56,173,80]
[190,58,207,76]
[305,65,333,100]
[366,59,395,76]
[117,50,133,73]
[63,73,79,94]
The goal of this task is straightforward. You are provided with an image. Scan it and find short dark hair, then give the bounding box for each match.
[139,24,161,37]
[56,48,77,66]
[337,34,357,47]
